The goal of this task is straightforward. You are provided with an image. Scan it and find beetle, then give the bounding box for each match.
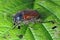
[13,9,40,29]
[13,9,54,29]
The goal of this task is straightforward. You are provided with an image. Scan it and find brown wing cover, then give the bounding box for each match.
[23,10,39,20]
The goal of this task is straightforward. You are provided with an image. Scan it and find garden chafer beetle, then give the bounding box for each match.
[13,9,54,29]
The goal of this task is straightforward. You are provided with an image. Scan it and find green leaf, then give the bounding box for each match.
[0,0,60,40]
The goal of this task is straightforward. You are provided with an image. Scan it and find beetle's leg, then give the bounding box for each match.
[13,23,17,29]
[29,18,37,24]
[22,20,29,24]
[40,21,55,24]
[17,23,21,29]
[13,21,20,29]
[17,21,23,29]
[13,23,21,29]
[36,18,55,24]
[17,26,20,29]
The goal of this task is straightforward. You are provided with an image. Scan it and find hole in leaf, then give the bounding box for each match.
[18,35,23,39]
[52,26,57,29]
